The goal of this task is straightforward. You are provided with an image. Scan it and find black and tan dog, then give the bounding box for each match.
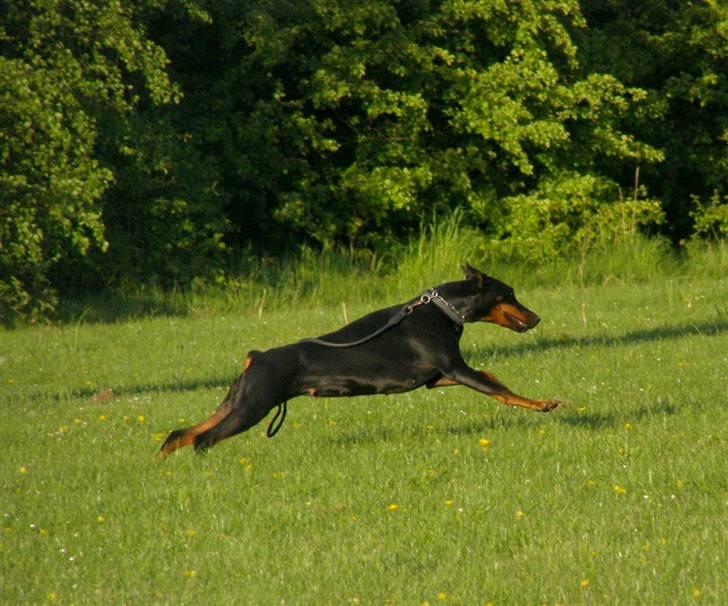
[157,265,560,459]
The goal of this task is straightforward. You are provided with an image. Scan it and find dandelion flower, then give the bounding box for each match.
[478,438,491,450]
[580,579,590,588]
[613,484,626,495]
[18,466,28,474]
[387,503,399,512]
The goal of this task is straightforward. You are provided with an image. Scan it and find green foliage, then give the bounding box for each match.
[688,192,728,242]
[578,0,728,239]
[197,0,661,249]
[2,0,727,322]
[92,113,230,288]
[486,172,665,262]
[0,0,180,322]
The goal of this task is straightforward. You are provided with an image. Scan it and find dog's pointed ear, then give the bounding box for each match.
[462,263,488,284]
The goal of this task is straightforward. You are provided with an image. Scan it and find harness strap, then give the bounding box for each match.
[300,289,464,349]
[300,305,413,348]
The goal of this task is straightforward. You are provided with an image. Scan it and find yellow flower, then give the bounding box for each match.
[580,579,590,588]
[97,515,105,523]
[443,499,454,507]
[47,592,58,602]
[98,415,107,422]
[515,509,526,519]
[613,484,626,495]
[437,592,447,601]
[137,415,145,424]
[478,438,491,450]
[692,587,702,598]
[18,466,28,474]
[184,570,197,578]
[387,503,399,512]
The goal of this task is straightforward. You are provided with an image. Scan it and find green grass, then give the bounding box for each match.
[2,267,727,604]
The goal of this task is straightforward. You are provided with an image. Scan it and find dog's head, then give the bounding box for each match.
[461,264,540,332]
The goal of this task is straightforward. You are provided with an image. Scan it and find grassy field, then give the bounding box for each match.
[2,267,727,604]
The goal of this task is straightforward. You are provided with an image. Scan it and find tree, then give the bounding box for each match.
[0,0,183,321]
[187,0,661,251]
[577,0,728,241]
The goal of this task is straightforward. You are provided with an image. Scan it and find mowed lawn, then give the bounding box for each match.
[1,276,726,605]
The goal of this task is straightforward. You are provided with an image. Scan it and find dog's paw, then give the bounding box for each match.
[538,399,562,412]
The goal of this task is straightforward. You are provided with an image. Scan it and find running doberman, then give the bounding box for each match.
[157,264,561,459]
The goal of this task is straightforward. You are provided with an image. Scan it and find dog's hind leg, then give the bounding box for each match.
[191,403,273,453]
[156,400,233,460]
[192,365,285,453]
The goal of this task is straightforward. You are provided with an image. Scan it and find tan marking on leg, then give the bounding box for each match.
[428,376,459,388]
[156,401,233,460]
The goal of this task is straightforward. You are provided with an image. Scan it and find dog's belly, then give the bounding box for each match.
[304,369,436,397]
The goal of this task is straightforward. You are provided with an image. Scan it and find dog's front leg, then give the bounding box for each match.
[435,364,560,412]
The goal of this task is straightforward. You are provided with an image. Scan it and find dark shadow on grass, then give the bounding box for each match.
[55,291,188,325]
[11,375,233,406]
[556,401,679,431]
[470,318,728,360]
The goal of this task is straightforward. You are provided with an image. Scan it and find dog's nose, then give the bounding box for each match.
[530,314,540,328]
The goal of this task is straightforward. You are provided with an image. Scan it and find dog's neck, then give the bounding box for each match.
[432,279,483,323]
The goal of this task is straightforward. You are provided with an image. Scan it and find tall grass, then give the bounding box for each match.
[55,214,727,324]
